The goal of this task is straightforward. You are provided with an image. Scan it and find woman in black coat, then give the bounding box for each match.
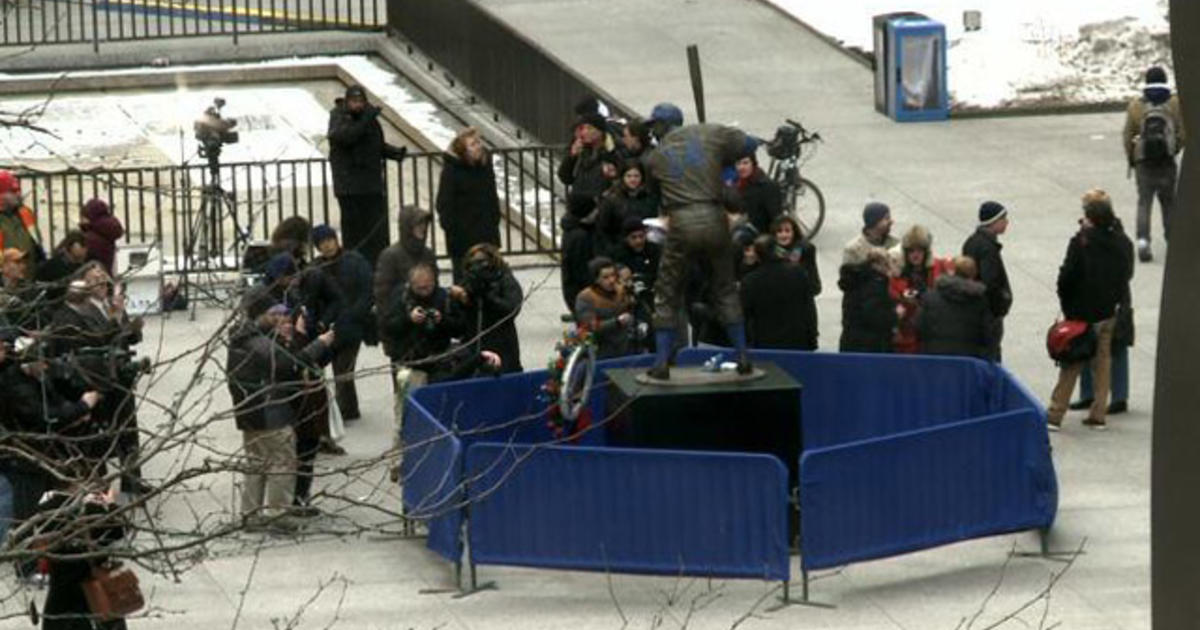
[741,236,817,350]
[918,257,993,358]
[36,486,128,630]
[436,128,502,283]
[593,162,660,256]
[838,251,897,353]
[451,244,524,373]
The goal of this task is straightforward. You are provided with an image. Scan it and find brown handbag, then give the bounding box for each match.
[81,561,145,621]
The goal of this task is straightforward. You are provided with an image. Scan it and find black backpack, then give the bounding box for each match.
[1137,102,1177,164]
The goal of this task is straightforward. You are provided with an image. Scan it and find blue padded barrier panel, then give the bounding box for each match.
[739,350,1003,450]
[799,409,1058,571]
[465,444,791,581]
[400,397,465,564]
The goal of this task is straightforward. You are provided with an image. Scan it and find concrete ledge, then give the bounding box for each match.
[0,30,382,74]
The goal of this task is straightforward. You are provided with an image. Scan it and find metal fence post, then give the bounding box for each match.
[92,0,100,53]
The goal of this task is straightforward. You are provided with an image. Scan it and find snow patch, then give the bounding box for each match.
[763,0,1170,108]
[0,55,463,168]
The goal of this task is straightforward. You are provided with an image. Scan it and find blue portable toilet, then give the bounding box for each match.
[874,15,949,122]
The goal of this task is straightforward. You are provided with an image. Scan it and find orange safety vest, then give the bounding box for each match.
[0,205,39,251]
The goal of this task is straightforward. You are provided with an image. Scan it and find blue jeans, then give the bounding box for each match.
[1080,344,1129,403]
[0,472,12,543]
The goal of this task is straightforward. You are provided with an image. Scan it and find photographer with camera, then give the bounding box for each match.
[449,244,524,374]
[0,326,103,550]
[227,301,335,533]
[574,257,636,359]
[384,263,464,370]
[48,266,149,496]
[327,85,409,270]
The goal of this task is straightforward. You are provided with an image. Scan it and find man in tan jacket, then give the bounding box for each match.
[1123,66,1185,262]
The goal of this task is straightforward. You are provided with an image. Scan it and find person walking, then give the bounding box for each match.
[1123,65,1184,262]
[962,201,1012,361]
[1046,190,1134,431]
[327,85,408,269]
[437,127,502,283]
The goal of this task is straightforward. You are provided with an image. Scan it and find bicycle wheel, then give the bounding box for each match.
[787,176,826,240]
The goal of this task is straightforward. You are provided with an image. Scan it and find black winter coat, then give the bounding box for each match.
[741,259,818,351]
[37,491,127,630]
[736,170,783,234]
[962,228,1012,318]
[838,262,896,353]
[35,252,83,307]
[918,275,993,358]
[461,268,524,373]
[593,186,660,256]
[384,286,465,364]
[0,360,90,475]
[1057,224,1134,323]
[313,249,374,349]
[374,208,438,348]
[613,240,662,285]
[558,146,610,208]
[226,321,331,432]
[327,102,406,196]
[436,153,502,258]
[560,213,595,311]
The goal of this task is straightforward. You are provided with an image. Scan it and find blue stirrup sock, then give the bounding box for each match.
[654,328,677,367]
[726,323,748,355]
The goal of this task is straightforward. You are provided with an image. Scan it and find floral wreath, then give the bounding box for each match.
[539,325,596,442]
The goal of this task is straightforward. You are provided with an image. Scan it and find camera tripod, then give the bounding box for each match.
[179,145,250,318]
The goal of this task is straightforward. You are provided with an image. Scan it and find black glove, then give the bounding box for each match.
[364,106,382,120]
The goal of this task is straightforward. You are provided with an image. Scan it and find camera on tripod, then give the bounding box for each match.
[194,97,239,160]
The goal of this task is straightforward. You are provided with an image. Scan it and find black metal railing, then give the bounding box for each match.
[0,0,384,50]
[387,0,636,144]
[13,146,566,273]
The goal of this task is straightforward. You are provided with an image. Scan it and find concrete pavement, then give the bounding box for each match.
[0,1,1161,628]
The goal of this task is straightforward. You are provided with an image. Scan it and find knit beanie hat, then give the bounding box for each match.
[978,201,1007,226]
[621,215,647,235]
[577,113,608,135]
[863,202,891,229]
[1146,66,1168,85]
[311,224,338,245]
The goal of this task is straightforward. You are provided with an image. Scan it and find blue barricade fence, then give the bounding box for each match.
[401,348,1056,582]
[464,444,791,581]
[400,397,464,564]
[799,408,1058,571]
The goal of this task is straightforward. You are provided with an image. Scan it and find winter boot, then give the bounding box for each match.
[1137,238,1152,263]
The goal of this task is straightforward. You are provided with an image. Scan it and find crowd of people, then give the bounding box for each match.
[0,65,1179,626]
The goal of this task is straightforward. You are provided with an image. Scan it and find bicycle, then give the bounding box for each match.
[764,118,826,240]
